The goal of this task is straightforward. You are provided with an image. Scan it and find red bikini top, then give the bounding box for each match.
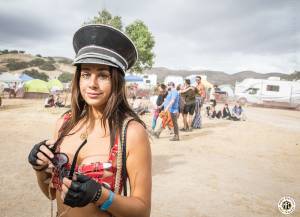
[51,113,122,193]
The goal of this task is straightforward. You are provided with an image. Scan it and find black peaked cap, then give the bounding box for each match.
[73,24,138,74]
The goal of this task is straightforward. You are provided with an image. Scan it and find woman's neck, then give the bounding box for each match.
[86,106,110,137]
[89,106,103,120]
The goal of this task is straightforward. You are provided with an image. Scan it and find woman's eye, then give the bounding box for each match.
[81,73,90,79]
[98,74,110,81]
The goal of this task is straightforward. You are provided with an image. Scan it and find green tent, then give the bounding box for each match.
[48,79,63,91]
[24,79,49,93]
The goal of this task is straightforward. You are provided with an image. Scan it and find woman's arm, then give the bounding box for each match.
[179,86,194,93]
[35,169,55,199]
[34,117,64,199]
[96,120,152,217]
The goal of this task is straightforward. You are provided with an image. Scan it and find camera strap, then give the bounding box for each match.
[68,139,87,178]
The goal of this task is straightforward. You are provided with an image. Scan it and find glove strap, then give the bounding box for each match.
[93,187,102,203]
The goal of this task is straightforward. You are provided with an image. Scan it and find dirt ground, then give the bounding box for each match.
[0,98,299,217]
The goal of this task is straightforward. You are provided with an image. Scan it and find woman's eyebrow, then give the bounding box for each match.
[81,67,91,71]
[97,67,110,71]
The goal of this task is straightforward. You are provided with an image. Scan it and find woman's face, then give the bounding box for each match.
[79,63,112,109]
[158,86,164,93]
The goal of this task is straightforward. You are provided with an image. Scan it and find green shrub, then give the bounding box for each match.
[29,58,46,66]
[57,58,73,64]
[6,61,29,70]
[58,72,73,83]
[39,62,56,71]
[46,57,55,63]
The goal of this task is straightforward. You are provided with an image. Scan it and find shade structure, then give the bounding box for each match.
[24,79,49,93]
[48,79,64,91]
[0,72,21,83]
[187,75,213,89]
[125,75,143,82]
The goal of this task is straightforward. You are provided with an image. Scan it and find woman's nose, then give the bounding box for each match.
[88,74,99,88]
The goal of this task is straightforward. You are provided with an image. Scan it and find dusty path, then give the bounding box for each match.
[0,99,299,217]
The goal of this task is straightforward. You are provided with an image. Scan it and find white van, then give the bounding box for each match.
[235,78,300,109]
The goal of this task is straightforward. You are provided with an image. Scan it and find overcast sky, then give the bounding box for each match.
[0,0,299,74]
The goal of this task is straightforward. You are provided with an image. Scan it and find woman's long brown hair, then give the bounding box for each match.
[58,65,145,148]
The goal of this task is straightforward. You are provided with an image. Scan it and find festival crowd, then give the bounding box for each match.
[149,76,246,141]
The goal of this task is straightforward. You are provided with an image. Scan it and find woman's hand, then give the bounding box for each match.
[61,174,102,207]
[28,140,55,171]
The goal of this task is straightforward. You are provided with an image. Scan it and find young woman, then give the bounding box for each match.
[28,24,151,217]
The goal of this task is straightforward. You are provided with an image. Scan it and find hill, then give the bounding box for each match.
[0,52,75,80]
[0,51,298,85]
[143,68,295,85]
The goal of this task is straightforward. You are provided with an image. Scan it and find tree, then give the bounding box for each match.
[58,72,73,83]
[85,10,155,73]
[125,20,155,72]
[85,9,122,30]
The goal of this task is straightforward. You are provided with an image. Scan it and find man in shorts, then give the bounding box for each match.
[180,79,196,131]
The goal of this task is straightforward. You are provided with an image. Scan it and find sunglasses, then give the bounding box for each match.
[51,153,70,181]
[42,135,87,181]
[51,153,69,168]
[40,138,70,180]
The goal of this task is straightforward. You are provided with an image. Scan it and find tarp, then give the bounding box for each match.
[201,80,213,89]
[125,75,143,82]
[19,73,34,82]
[48,79,64,91]
[24,79,49,93]
[0,72,21,83]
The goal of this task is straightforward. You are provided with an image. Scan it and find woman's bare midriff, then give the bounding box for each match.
[56,191,111,217]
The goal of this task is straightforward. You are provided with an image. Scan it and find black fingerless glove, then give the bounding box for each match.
[28,140,51,170]
[64,174,102,207]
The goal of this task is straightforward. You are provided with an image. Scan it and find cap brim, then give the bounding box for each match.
[73,57,125,75]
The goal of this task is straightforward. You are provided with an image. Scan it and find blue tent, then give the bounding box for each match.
[19,73,34,82]
[125,75,143,82]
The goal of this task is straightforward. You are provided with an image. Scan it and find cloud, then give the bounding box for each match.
[0,0,298,73]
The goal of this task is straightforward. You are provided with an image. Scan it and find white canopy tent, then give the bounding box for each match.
[0,72,21,83]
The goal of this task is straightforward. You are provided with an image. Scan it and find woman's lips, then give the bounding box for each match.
[86,92,102,98]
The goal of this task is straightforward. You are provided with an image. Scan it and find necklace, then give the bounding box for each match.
[80,123,88,140]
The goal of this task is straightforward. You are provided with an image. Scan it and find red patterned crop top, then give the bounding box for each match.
[51,113,121,193]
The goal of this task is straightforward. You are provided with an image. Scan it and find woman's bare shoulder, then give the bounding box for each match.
[53,111,71,139]
[126,120,149,149]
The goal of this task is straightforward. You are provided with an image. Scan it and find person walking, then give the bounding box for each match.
[153,82,180,141]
